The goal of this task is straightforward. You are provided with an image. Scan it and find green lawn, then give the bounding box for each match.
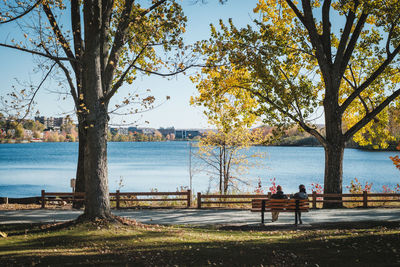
[0,220,399,266]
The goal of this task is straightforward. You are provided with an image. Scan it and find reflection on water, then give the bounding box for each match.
[0,142,398,197]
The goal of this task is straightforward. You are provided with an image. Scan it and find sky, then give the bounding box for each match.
[0,0,261,129]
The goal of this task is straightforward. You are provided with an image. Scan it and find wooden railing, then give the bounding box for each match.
[35,190,400,209]
[110,190,191,209]
[40,190,191,209]
[197,193,270,209]
[310,191,400,208]
[41,190,84,208]
[197,192,400,209]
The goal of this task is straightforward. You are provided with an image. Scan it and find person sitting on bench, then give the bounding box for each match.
[292,184,308,224]
[271,185,287,222]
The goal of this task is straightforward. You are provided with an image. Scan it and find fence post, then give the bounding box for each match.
[197,192,201,209]
[261,199,266,225]
[363,191,368,208]
[187,190,191,208]
[312,191,317,209]
[268,192,271,199]
[116,190,120,209]
[41,190,45,209]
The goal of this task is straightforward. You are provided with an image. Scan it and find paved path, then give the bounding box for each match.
[1,208,399,225]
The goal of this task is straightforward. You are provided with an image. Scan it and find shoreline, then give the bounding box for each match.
[1,139,399,151]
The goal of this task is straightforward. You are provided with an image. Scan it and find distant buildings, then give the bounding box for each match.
[175,129,201,139]
[35,116,72,130]
[109,126,204,139]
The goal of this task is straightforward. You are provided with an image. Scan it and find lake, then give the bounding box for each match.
[0,142,399,197]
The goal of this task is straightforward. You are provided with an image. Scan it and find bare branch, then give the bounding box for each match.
[104,45,148,102]
[42,3,77,71]
[0,42,75,61]
[20,62,56,121]
[0,0,41,24]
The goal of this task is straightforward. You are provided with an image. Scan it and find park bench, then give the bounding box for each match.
[251,198,309,225]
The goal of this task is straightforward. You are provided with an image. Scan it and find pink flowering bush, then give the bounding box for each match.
[268,178,278,194]
[310,183,323,194]
[253,178,264,195]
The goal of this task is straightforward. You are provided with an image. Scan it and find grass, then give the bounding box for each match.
[0,220,399,266]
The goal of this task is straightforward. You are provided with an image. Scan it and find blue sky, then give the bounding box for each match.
[0,0,260,129]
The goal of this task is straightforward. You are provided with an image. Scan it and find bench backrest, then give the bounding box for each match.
[252,198,309,211]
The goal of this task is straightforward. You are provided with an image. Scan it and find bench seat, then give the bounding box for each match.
[251,198,309,225]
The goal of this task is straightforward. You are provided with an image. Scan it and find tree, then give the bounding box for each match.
[191,67,266,194]
[0,0,188,219]
[198,0,400,207]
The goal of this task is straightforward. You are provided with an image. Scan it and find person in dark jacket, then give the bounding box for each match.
[292,184,308,224]
[271,185,287,222]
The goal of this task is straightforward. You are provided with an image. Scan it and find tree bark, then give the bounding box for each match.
[81,1,111,219]
[323,143,344,208]
[322,77,345,208]
[83,109,111,218]
[72,121,86,209]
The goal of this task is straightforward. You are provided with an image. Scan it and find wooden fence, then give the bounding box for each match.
[41,190,84,208]
[197,193,271,209]
[40,190,191,209]
[32,190,400,209]
[310,191,400,208]
[196,191,400,209]
[110,190,191,209]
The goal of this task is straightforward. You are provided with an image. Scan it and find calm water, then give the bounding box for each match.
[0,142,398,197]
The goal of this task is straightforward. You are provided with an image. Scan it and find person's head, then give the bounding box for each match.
[299,184,306,193]
[277,185,282,192]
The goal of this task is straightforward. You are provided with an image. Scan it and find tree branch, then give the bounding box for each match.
[104,45,148,102]
[340,44,400,113]
[284,0,306,26]
[334,2,357,69]
[0,42,75,61]
[19,62,56,122]
[321,0,332,63]
[42,3,77,71]
[245,86,327,146]
[344,87,400,140]
[386,16,400,56]
[103,0,135,92]
[0,0,42,24]
[338,12,368,77]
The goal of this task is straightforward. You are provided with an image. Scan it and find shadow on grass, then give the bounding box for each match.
[1,221,400,266]
[216,220,400,232]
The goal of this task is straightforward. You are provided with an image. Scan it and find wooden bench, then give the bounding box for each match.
[251,198,309,225]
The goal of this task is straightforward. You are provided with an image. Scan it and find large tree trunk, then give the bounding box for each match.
[81,2,111,219]
[322,78,345,208]
[72,121,86,209]
[323,143,344,208]
[83,109,111,218]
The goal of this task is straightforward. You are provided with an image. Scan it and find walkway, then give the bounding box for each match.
[1,208,399,225]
